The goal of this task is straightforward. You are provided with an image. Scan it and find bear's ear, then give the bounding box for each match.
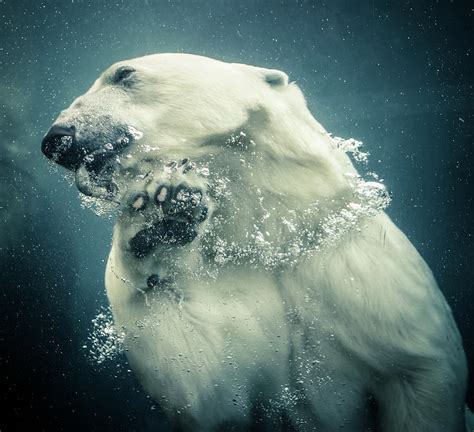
[263,69,289,87]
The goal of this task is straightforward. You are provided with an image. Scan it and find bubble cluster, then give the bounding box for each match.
[259,385,303,427]
[198,134,390,270]
[319,176,391,248]
[79,193,118,218]
[329,134,369,163]
[84,307,125,365]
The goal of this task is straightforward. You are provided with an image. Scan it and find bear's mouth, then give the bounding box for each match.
[72,143,130,203]
[74,160,121,203]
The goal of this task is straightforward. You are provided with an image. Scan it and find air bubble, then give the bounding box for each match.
[84,307,125,366]
[329,135,369,163]
[126,125,144,140]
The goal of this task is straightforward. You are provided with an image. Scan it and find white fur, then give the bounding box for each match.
[60,54,471,431]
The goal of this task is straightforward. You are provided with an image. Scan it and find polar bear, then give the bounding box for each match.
[41,53,472,431]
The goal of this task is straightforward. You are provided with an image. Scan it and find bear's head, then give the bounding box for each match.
[42,54,370,266]
[42,53,352,204]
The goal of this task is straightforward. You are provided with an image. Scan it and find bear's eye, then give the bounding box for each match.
[113,66,136,83]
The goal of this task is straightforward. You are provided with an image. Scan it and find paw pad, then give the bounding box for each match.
[155,185,169,203]
[128,192,149,211]
[127,162,209,258]
[157,184,205,221]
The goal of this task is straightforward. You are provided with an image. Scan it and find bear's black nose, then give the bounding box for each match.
[41,124,83,170]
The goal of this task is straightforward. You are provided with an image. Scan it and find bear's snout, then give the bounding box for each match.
[41,122,114,173]
[41,123,82,170]
[42,121,134,176]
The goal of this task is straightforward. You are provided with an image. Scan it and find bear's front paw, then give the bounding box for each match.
[127,160,208,258]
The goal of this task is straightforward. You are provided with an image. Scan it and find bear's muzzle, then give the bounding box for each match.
[41,124,83,171]
[41,123,128,173]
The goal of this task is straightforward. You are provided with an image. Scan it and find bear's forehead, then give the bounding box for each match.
[88,53,289,100]
[107,53,228,76]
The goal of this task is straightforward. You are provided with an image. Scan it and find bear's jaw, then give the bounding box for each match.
[74,163,121,203]
[71,138,150,203]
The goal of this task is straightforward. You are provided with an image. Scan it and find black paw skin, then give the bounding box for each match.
[129,221,199,258]
[128,182,208,258]
[146,274,161,291]
[156,184,204,221]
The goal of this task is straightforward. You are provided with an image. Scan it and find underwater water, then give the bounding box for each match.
[1,1,472,430]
